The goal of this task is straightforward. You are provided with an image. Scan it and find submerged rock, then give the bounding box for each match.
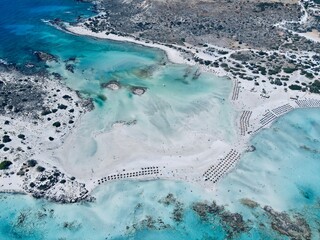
[24,63,35,68]
[192,201,250,238]
[34,51,57,62]
[63,221,82,231]
[132,215,170,231]
[159,193,184,222]
[192,201,224,220]
[159,193,177,206]
[263,206,312,240]
[172,202,184,222]
[240,198,259,208]
[97,94,107,102]
[220,212,249,236]
[65,64,75,73]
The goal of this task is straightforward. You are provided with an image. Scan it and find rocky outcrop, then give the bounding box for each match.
[131,86,147,96]
[34,51,57,62]
[240,198,259,208]
[100,80,121,90]
[263,206,312,240]
[19,160,93,203]
[0,68,94,204]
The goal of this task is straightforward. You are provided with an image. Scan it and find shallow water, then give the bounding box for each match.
[0,0,320,239]
[1,110,319,239]
[216,109,320,211]
[0,0,237,176]
[51,57,235,177]
[213,108,320,239]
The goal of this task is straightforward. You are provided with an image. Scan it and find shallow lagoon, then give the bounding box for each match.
[50,55,236,177]
[0,0,237,177]
[1,109,320,239]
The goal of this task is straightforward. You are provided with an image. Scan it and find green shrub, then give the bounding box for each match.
[289,84,302,91]
[0,161,12,170]
[309,80,320,93]
[305,72,314,79]
[283,67,297,74]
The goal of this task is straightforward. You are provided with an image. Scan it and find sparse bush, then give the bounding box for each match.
[0,161,12,170]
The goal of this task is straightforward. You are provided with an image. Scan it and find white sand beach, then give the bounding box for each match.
[1,21,320,201]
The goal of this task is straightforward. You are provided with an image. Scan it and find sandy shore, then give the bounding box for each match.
[63,23,320,188]
[2,22,320,202]
[66,25,188,65]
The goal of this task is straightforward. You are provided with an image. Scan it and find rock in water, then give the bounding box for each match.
[240,198,259,208]
[131,86,147,96]
[246,145,256,152]
[34,51,57,62]
[100,80,121,90]
[263,205,312,239]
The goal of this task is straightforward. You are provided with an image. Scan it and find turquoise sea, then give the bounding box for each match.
[0,0,319,239]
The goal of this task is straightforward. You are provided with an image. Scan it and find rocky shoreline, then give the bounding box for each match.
[87,0,301,49]
[1,0,319,218]
[0,59,94,203]
[66,1,320,238]
[79,0,319,97]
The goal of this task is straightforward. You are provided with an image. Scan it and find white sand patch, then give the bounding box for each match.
[298,29,320,43]
[66,25,187,65]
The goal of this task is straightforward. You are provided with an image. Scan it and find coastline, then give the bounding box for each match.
[0,69,93,203]
[65,25,188,65]
[56,23,320,193]
[63,24,229,78]
[1,0,320,238]
[1,20,320,204]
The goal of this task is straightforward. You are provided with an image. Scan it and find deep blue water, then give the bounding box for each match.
[0,0,161,69]
[0,0,90,64]
[0,0,320,239]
